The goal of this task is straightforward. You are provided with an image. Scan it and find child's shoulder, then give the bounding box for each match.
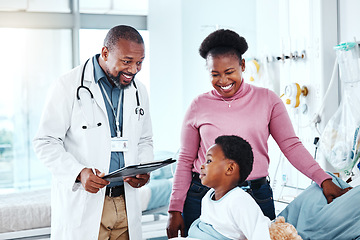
[227,187,258,204]
[230,186,248,195]
[222,187,247,199]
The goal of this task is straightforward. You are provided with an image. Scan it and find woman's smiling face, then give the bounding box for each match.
[207,54,245,98]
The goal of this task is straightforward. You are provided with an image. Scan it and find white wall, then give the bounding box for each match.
[256,0,360,191]
[148,0,183,153]
[180,0,257,110]
[148,0,360,188]
[255,0,341,192]
[339,0,360,43]
[148,0,256,153]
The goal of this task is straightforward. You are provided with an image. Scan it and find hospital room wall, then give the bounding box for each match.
[148,0,360,184]
[339,0,360,42]
[149,0,336,162]
[255,0,341,190]
[148,0,183,154]
[256,0,360,189]
[148,0,257,153]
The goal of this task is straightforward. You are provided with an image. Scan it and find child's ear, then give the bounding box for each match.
[225,162,237,175]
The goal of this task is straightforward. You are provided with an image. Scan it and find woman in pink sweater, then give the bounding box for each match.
[166,29,351,238]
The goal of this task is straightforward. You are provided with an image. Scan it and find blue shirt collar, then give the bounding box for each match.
[92,54,107,84]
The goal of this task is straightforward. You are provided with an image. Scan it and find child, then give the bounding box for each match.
[187,135,271,240]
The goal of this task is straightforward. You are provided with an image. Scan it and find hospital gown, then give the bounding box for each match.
[188,187,271,240]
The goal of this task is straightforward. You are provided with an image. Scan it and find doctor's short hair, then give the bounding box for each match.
[199,29,248,63]
[215,135,253,184]
[104,25,144,51]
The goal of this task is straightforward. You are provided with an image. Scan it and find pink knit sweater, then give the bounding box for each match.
[169,82,330,212]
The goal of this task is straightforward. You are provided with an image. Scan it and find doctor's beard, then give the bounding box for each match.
[108,71,136,89]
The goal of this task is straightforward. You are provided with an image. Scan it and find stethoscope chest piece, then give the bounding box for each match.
[135,106,144,116]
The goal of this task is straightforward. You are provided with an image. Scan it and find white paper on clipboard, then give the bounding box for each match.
[102,158,176,182]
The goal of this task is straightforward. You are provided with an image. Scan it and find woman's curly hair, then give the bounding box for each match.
[199,29,248,62]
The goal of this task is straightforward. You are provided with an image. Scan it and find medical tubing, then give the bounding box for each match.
[271,152,283,192]
[298,57,339,129]
[355,39,360,61]
[314,122,321,135]
[313,57,338,123]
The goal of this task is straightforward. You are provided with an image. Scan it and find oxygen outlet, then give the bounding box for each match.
[283,83,308,108]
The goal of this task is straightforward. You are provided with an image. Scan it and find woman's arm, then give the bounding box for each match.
[268,92,330,186]
[268,91,351,201]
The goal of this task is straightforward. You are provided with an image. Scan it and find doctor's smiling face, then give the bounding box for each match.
[207,53,245,98]
[101,38,145,88]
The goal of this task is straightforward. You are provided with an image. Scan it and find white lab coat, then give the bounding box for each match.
[33,59,153,240]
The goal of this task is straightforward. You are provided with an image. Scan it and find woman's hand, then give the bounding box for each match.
[321,179,352,203]
[167,211,185,238]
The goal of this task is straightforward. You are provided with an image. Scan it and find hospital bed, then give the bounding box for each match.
[139,150,175,220]
[0,188,51,240]
[279,172,360,240]
[0,151,176,240]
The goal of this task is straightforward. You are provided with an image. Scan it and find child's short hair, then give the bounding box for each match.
[215,135,254,184]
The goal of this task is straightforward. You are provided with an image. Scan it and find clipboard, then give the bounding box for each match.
[102,158,176,182]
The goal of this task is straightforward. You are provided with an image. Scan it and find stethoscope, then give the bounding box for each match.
[76,58,144,129]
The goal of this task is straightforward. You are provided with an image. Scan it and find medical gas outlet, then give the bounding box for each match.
[247,59,260,82]
[283,83,308,108]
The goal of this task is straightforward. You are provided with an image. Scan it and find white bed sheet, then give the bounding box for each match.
[0,178,172,235]
[0,188,51,234]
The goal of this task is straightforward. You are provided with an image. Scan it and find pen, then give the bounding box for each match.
[92,167,97,176]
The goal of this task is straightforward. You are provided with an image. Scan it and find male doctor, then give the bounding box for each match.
[33,25,153,239]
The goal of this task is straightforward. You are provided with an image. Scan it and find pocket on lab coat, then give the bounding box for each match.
[52,182,88,228]
[81,123,108,164]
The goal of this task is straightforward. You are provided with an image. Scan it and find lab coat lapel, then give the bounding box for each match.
[123,80,137,128]
[122,80,137,165]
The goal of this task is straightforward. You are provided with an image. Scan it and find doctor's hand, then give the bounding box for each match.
[167,211,185,238]
[123,173,150,188]
[321,178,352,203]
[78,168,109,194]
